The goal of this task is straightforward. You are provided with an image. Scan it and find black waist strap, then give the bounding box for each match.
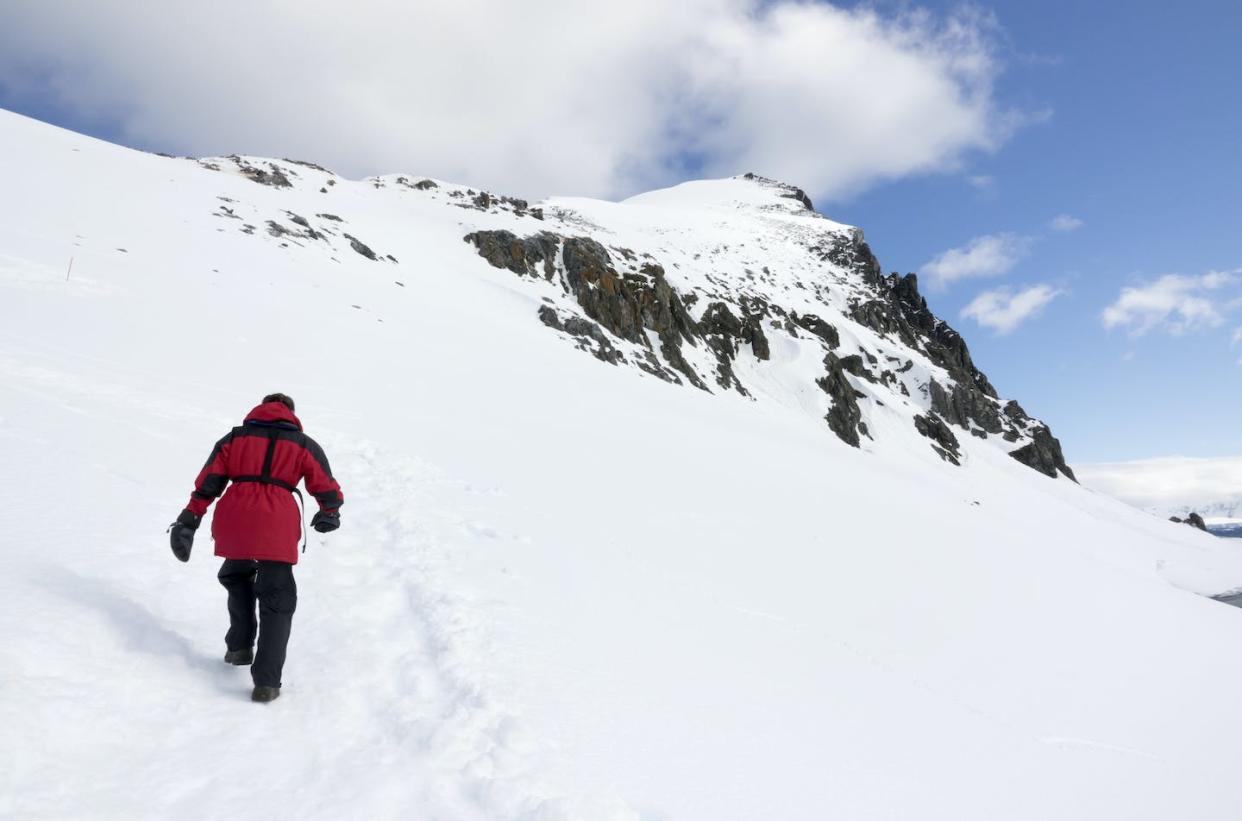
[230,428,308,552]
[231,475,298,492]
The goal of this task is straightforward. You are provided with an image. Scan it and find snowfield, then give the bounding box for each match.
[3,108,1242,819]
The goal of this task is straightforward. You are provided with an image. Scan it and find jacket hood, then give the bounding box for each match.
[243,401,303,431]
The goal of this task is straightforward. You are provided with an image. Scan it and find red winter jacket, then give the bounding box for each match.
[185,402,344,564]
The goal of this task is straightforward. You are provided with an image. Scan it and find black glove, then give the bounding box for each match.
[311,510,340,533]
[167,509,199,562]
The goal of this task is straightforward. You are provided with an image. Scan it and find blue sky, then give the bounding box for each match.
[0,1,1237,462]
[839,0,1242,461]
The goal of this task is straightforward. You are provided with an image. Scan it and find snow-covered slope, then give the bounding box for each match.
[4,108,1242,819]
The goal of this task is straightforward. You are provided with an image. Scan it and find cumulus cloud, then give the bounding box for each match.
[961,284,1061,334]
[1048,214,1083,232]
[920,233,1028,287]
[1101,270,1238,335]
[0,1,1018,200]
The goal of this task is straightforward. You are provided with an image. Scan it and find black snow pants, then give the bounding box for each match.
[217,559,297,688]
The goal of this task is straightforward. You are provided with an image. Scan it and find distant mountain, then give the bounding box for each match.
[1076,456,1242,523]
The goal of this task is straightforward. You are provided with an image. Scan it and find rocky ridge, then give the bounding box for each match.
[194,155,1073,480]
[460,175,1074,480]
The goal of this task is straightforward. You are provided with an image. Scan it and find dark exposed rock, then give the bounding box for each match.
[791,313,840,349]
[747,319,770,360]
[561,237,647,345]
[1170,513,1208,531]
[929,379,1002,434]
[913,413,961,465]
[231,157,292,188]
[1003,400,1030,423]
[463,230,557,278]
[468,230,707,387]
[343,233,378,261]
[819,228,883,287]
[817,353,864,447]
[700,302,744,337]
[741,172,815,212]
[848,272,996,398]
[838,355,877,383]
[282,158,333,173]
[395,177,439,191]
[317,213,343,222]
[1008,426,1076,481]
[537,305,623,365]
[265,220,291,238]
[286,212,310,228]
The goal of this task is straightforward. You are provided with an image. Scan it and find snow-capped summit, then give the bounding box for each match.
[5,108,1242,820]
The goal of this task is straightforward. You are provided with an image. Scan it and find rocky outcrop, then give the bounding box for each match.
[816,228,883,287]
[1008,426,1075,480]
[466,231,708,389]
[344,233,378,261]
[929,379,1002,435]
[230,156,293,188]
[849,273,996,398]
[913,413,961,465]
[791,313,840,349]
[817,353,864,447]
[537,305,622,365]
[1170,512,1209,531]
[460,185,1075,481]
[464,230,558,278]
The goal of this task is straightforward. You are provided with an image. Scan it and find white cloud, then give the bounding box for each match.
[1048,214,1083,232]
[0,1,1019,200]
[961,284,1061,334]
[921,233,1028,287]
[1101,271,1238,336]
[1075,455,1242,518]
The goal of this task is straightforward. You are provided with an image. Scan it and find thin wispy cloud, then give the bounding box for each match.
[967,174,996,190]
[1101,270,1238,336]
[921,233,1029,288]
[1048,214,1083,232]
[0,1,1024,201]
[961,284,1062,334]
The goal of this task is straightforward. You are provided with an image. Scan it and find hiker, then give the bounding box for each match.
[167,393,343,703]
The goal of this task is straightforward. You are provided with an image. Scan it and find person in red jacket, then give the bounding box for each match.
[168,393,343,703]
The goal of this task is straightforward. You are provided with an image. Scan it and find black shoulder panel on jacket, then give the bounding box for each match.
[302,435,336,479]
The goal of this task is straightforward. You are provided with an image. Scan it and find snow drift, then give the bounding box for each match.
[3,109,1242,820]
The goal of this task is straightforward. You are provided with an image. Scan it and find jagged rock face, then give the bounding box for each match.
[817,353,865,447]
[454,175,1074,481]
[913,413,962,465]
[1009,426,1076,480]
[792,313,840,349]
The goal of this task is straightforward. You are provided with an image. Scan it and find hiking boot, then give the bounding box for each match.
[251,685,281,703]
[224,648,254,665]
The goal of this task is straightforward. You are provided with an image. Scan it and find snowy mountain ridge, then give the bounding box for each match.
[191,151,1073,481]
[6,108,1242,820]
